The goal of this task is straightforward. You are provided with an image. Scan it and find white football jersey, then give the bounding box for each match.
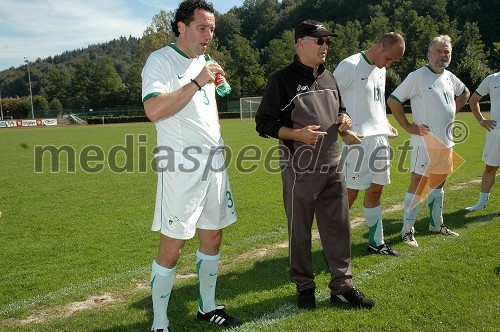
[142,44,222,153]
[390,65,466,148]
[475,72,500,132]
[333,52,391,137]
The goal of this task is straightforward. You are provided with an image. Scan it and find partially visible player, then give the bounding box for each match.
[466,72,499,211]
[333,32,405,256]
[388,35,470,247]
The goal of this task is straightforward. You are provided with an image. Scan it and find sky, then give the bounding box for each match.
[0,0,244,71]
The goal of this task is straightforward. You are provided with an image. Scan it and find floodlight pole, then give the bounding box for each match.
[0,90,4,120]
[24,57,35,119]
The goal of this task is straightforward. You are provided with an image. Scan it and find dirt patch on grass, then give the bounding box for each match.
[235,241,289,261]
[450,178,482,190]
[9,177,486,326]
[15,294,121,325]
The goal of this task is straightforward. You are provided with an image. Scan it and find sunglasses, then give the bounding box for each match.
[303,37,332,46]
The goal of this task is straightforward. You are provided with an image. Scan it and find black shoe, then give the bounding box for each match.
[330,286,375,309]
[368,243,398,256]
[197,305,242,327]
[297,288,316,310]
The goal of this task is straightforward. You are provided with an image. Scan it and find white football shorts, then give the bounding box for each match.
[152,150,237,239]
[343,135,391,190]
[482,130,500,166]
[410,146,453,176]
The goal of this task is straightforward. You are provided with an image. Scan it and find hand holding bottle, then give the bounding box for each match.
[205,54,231,97]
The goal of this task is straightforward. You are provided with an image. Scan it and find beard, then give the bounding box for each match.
[434,59,450,69]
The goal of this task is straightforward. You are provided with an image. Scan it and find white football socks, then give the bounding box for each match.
[196,250,220,313]
[466,192,490,211]
[403,192,421,235]
[151,260,176,330]
[364,205,384,247]
[427,188,444,227]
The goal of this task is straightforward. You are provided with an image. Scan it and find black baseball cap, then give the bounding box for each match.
[294,20,338,42]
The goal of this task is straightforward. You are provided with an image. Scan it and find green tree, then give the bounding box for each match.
[215,12,242,48]
[50,98,63,115]
[225,35,266,97]
[362,5,390,48]
[69,58,94,107]
[94,56,125,106]
[261,30,295,78]
[490,42,500,71]
[2,98,21,118]
[453,22,489,89]
[19,97,32,118]
[329,20,363,69]
[68,56,124,108]
[238,0,282,48]
[393,10,439,73]
[128,10,176,106]
[33,95,49,111]
[139,10,175,59]
[46,67,70,103]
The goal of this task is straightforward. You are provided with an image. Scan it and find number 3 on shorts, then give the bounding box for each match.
[226,191,234,208]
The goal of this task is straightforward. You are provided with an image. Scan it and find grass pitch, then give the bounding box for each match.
[0,113,498,331]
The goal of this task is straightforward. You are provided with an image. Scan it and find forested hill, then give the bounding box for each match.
[1,0,499,117]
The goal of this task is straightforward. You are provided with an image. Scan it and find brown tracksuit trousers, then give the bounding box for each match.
[282,165,354,294]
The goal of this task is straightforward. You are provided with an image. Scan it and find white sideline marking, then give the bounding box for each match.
[235,213,497,331]
[0,176,495,321]
[0,267,149,316]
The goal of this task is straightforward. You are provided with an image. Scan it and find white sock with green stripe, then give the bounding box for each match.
[196,250,220,313]
[151,260,175,330]
[427,188,444,227]
[466,192,490,211]
[364,205,384,247]
[403,192,421,235]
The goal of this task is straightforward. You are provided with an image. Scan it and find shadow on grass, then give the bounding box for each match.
[351,208,499,258]
[93,210,499,331]
[92,247,349,331]
[93,255,288,331]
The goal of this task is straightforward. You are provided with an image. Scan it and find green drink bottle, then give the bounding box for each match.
[205,54,231,97]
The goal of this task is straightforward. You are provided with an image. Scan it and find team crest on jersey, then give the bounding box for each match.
[168,215,180,229]
[351,173,360,183]
[297,85,309,92]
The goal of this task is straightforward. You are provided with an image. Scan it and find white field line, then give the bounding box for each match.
[0,176,495,323]
[235,212,498,331]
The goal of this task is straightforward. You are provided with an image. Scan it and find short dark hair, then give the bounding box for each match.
[171,0,215,37]
[379,32,405,48]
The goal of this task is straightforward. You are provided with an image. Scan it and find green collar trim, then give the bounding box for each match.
[167,43,190,59]
[425,64,439,74]
[361,51,372,65]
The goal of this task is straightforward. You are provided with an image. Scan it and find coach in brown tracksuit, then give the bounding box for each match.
[255,20,375,310]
